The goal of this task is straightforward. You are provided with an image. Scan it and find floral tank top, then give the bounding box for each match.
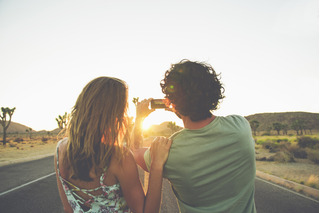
[56,140,130,213]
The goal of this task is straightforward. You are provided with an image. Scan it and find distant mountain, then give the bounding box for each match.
[0,122,60,134]
[36,128,61,135]
[245,112,319,131]
[147,112,319,134]
[0,122,33,134]
[148,112,319,134]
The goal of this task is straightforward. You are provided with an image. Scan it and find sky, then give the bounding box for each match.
[0,0,319,131]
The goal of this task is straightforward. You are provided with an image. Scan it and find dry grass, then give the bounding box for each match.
[306,175,319,188]
[0,136,60,166]
[255,134,319,189]
[256,160,319,189]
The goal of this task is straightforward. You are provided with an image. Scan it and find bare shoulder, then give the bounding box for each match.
[108,148,137,176]
[55,138,69,177]
[55,138,68,162]
[57,138,68,152]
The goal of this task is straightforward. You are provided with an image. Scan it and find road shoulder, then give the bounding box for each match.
[256,170,319,200]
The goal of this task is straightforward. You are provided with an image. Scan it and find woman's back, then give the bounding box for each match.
[55,138,130,212]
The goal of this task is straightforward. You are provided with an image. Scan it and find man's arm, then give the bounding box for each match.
[130,99,154,172]
[132,147,149,172]
[132,117,144,150]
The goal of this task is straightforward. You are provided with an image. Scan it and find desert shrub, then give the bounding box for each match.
[297,136,318,149]
[14,138,24,143]
[41,137,48,143]
[285,144,307,159]
[256,156,266,161]
[261,141,279,153]
[9,143,17,147]
[266,156,275,161]
[255,140,263,145]
[306,175,319,189]
[274,138,288,143]
[306,148,319,164]
[273,151,295,163]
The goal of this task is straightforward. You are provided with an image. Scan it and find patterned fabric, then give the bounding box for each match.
[56,140,130,213]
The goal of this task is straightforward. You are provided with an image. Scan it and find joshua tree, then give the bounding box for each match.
[56,112,69,129]
[282,124,288,135]
[0,107,16,146]
[272,123,282,135]
[26,127,33,139]
[291,119,303,135]
[250,120,259,136]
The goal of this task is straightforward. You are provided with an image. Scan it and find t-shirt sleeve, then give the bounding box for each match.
[143,148,151,172]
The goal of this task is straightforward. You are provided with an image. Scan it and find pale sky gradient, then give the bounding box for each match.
[0,0,319,131]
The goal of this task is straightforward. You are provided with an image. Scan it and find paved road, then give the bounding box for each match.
[0,156,318,213]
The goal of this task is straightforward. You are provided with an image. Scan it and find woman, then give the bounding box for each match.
[54,77,171,213]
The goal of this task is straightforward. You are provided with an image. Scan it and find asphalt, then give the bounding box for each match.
[1,153,318,201]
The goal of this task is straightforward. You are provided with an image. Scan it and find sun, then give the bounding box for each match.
[140,109,183,131]
[142,116,156,130]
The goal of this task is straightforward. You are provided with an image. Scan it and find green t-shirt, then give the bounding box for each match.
[144,115,256,213]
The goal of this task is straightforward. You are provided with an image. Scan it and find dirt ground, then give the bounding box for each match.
[0,136,59,166]
[1,136,318,189]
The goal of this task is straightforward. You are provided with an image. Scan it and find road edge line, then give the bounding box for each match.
[0,172,55,197]
[256,170,319,201]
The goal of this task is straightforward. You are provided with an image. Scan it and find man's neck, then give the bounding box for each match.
[182,115,215,130]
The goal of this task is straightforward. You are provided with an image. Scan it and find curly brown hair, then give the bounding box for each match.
[160,60,225,121]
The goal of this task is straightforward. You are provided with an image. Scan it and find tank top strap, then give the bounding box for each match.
[99,167,107,186]
[56,139,64,177]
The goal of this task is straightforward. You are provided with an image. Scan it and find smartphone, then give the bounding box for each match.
[150,99,167,109]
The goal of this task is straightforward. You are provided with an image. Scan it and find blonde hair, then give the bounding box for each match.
[67,77,129,181]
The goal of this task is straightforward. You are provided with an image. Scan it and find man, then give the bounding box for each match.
[133,60,256,213]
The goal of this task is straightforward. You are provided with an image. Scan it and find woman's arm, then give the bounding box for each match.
[115,137,172,213]
[114,151,145,213]
[144,137,172,212]
[54,144,73,213]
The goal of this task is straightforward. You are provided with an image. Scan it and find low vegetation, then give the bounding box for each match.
[0,133,61,166]
[255,134,319,189]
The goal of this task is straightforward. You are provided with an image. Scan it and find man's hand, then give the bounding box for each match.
[136,98,155,120]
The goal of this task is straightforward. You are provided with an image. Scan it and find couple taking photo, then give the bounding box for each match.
[54,59,256,213]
